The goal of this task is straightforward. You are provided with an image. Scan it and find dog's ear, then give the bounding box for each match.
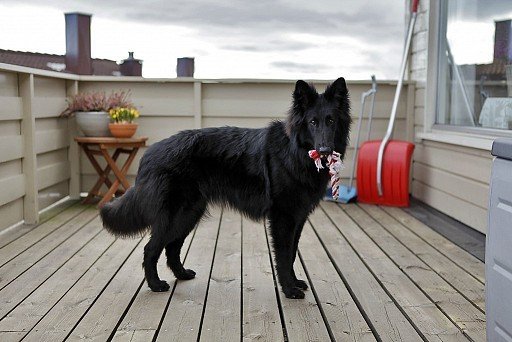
[324,77,347,102]
[293,80,317,112]
[325,77,350,118]
[328,77,351,154]
[286,80,317,137]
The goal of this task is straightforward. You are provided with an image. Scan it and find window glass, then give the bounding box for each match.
[437,0,512,129]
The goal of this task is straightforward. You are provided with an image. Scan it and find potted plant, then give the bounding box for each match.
[108,106,140,138]
[61,90,133,137]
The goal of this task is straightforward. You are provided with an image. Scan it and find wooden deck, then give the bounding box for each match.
[0,200,486,341]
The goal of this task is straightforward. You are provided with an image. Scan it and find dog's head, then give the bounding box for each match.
[286,77,351,159]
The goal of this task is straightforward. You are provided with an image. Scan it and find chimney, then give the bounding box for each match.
[493,19,512,63]
[176,57,194,77]
[120,52,143,76]
[65,12,92,75]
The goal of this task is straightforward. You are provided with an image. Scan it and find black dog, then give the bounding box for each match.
[100,78,351,299]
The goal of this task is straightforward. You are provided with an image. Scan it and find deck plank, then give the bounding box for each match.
[38,200,81,222]
[241,217,284,342]
[0,331,25,342]
[0,200,489,341]
[361,204,485,311]
[22,236,142,342]
[382,207,485,284]
[155,208,222,342]
[66,235,150,341]
[0,200,79,248]
[267,226,331,342]
[112,330,156,342]
[347,204,485,342]
[0,204,88,266]
[309,208,422,342]
[0,214,103,320]
[298,221,376,341]
[112,231,196,341]
[0,208,98,290]
[0,229,115,336]
[321,202,469,342]
[200,209,242,342]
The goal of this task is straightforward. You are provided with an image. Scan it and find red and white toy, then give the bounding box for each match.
[308,150,344,200]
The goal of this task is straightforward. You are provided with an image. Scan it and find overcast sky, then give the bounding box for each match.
[447,0,512,65]
[0,0,407,79]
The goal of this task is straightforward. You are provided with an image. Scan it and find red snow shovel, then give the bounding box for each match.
[356,0,419,207]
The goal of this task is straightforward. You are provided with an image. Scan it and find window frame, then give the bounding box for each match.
[425,0,512,141]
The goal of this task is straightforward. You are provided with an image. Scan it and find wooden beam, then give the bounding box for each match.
[37,161,71,190]
[0,96,23,120]
[19,73,39,224]
[67,79,81,199]
[0,135,24,163]
[32,97,67,118]
[35,129,70,154]
[194,81,202,129]
[406,83,416,143]
[0,174,25,207]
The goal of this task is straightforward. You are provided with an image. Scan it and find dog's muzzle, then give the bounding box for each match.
[318,146,333,159]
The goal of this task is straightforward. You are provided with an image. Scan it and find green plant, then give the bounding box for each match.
[109,107,140,123]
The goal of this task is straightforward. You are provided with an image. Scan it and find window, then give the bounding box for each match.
[437,0,512,130]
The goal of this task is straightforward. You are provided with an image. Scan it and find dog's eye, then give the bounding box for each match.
[310,119,318,126]
[327,118,334,125]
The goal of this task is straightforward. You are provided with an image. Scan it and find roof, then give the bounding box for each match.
[476,59,508,78]
[460,59,511,81]
[0,49,120,76]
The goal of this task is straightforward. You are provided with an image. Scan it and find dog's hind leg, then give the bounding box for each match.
[143,234,170,292]
[165,199,206,281]
[165,237,196,280]
[142,207,184,292]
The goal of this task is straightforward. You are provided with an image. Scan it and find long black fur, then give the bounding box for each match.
[101,77,351,298]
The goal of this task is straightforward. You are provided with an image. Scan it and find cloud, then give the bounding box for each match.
[221,40,317,52]
[1,0,406,78]
[449,0,512,21]
[271,61,331,73]
[5,0,404,43]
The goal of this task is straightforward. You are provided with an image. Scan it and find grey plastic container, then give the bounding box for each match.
[487,138,512,341]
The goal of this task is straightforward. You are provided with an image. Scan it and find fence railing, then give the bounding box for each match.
[0,62,414,231]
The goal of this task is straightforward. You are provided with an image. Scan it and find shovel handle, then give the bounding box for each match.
[377,1,418,196]
[412,0,420,13]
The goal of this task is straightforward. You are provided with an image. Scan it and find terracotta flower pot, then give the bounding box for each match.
[108,123,138,138]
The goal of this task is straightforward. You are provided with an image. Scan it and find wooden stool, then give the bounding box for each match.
[75,137,148,207]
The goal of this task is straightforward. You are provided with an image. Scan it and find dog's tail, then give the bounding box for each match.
[100,186,149,237]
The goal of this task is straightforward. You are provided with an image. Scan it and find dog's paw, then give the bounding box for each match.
[175,268,196,280]
[148,280,170,292]
[283,287,305,299]
[294,279,309,290]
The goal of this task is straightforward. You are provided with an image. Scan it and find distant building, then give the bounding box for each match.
[0,48,124,76]
[0,12,142,76]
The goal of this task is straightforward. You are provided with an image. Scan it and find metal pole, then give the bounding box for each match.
[376,10,417,196]
[365,75,378,141]
[446,44,476,126]
[349,79,376,189]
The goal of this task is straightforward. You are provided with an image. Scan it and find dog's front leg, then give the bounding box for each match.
[291,218,308,291]
[269,211,305,299]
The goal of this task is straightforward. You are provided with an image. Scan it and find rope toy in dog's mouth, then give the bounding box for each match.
[308,150,344,200]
